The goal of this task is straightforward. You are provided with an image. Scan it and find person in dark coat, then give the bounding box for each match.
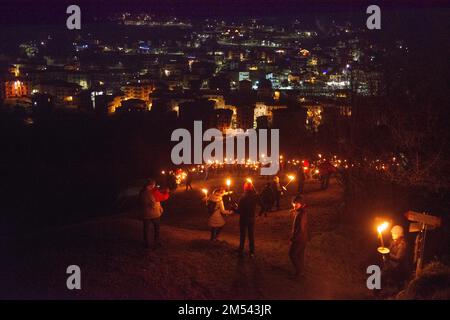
[289,195,309,278]
[166,173,178,191]
[297,166,306,194]
[271,176,282,210]
[185,171,193,191]
[259,183,274,217]
[237,181,261,257]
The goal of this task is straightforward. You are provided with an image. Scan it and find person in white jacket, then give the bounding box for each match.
[207,188,233,241]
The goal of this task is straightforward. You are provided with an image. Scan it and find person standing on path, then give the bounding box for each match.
[289,195,309,278]
[140,179,170,249]
[237,181,261,257]
[207,188,233,241]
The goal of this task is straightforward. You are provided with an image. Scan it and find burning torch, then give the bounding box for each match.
[282,175,295,192]
[377,221,390,256]
[225,178,237,210]
[202,188,208,204]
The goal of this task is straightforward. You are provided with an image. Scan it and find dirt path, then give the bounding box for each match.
[1,178,372,299]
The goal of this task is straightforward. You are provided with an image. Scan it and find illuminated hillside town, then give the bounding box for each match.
[0,1,448,302]
[1,12,382,126]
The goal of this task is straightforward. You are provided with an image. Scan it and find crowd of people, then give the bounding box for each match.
[138,168,409,283]
[139,174,310,279]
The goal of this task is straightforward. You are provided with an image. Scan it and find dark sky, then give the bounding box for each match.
[0,0,448,26]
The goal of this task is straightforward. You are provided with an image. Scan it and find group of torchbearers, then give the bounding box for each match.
[203,177,310,279]
[139,168,409,284]
[139,174,309,279]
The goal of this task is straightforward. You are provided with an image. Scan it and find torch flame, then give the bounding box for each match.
[377,222,389,233]
[246,178,253,184]
[226,178,231,187]
[288,175,295,181]
[202,188,208,195]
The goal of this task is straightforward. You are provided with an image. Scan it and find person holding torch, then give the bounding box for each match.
[207,187,233,242]
[289,195,309,279]
[383,225,409,288]
[139,179,170,249]
[224,178,237,210]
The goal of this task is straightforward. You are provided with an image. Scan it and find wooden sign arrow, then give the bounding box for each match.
[405,211,442,228]
[409,222,422,233]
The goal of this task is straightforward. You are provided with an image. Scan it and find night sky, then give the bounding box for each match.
[0,0,448,25]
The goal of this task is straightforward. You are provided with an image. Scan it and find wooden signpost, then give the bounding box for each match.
[405,211,441,228]
[405,211,442,274]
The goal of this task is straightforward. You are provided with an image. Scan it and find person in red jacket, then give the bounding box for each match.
[140,179,170,249]
[318,161,336,190]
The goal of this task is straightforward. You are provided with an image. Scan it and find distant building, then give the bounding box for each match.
[67,71,91,90]
[179,99,215,128]
[213,108,233,132]
[257,78,273,100]
[4,79,31,98]
[272,108,307,131]
[34,80,81,105]
[117,98,148,113]
[253,101,287,128]
[256,115,270,129]
[236,105,254,130]
[239,79,252,93]
[121,82,154,102]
